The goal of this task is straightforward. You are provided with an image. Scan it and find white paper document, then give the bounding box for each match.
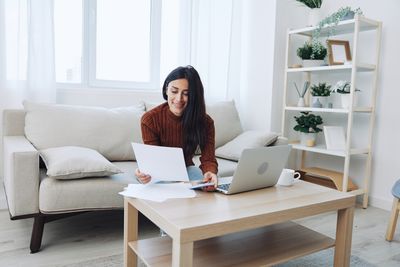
[119,183,196,202]
[132,143,189,183]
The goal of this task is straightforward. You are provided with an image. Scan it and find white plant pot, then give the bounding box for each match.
[311,96,329,108]
[300,132,317,147]
[308,8,322,26]
[340,93,359,109]
[302,60,325,68]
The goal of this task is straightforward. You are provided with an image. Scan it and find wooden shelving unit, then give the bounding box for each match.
[281,15,382,208]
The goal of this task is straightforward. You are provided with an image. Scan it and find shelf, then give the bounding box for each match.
[353,107,373,113]
[285,106,349,113]
[282,15,381,208]
[290,143,369,157]
[129,221,335,267]
[288,15,380,37]
[299,167,358,192]
[286,63,375,73]
[285,106,373,113]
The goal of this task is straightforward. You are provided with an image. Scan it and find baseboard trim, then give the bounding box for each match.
[367,195,393,211]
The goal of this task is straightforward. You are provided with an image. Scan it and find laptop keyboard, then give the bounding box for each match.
[218,183,231,191]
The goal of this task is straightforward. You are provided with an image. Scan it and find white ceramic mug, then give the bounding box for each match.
[277,168,301,186]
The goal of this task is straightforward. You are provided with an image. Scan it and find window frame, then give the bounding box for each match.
[57,0,162,90]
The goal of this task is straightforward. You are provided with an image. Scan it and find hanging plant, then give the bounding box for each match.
[312,7,363,42]
[312,6,363,40]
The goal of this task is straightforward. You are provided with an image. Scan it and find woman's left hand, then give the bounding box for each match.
[202,172,218,192]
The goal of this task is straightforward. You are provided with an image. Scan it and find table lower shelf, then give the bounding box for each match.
[128,221,335,267]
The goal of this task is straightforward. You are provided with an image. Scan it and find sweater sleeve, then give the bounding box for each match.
[199,116,218,174]
[141,112,160,146]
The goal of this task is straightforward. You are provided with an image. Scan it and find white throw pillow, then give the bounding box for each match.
[207,101,243,148]
[23,101,145,161]
[215,131,278,161]
[40,146,122,180]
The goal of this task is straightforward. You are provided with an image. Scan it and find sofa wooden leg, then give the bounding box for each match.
[30,215,45,253]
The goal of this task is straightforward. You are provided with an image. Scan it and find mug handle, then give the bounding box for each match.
[294,172,301,181]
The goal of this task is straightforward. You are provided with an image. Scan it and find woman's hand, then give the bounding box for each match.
[135,168,152,184]
[202,172,218,191]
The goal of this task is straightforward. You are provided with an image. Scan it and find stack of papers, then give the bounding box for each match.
[119,183,196,202]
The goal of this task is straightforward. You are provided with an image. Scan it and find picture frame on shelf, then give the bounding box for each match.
[323,126,346,150]
[327,40,352,65]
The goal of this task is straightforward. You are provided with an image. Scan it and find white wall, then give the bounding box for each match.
[236,0,277,131]
[271,0,308,133]
[272,0,400,210]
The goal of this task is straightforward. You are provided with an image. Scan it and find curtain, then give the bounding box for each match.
[190,0,236,102]
[0,0,56,174]
[0,0,56,104]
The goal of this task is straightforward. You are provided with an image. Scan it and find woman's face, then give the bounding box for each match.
[166,78,189,117]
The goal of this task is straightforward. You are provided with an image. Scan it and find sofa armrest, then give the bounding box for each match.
[269,136,288,146]
[3,109,26,136]
[3,136,39,218]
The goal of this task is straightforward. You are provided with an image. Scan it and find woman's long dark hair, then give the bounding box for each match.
[162,66,207,158]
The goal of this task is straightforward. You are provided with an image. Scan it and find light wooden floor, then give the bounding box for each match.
[0,200,400,266]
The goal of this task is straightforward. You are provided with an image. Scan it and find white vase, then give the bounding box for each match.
[297,97,305,107]
[300,132,317,147]
[312,96,328,108]
[302,60,325,68]
[308,8,321,26]
[340,93,359,109]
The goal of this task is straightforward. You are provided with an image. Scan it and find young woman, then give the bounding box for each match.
[135,66,218,191]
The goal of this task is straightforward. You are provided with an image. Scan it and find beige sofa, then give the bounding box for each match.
[2,100,287,253]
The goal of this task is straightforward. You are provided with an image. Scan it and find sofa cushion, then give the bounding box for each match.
[23,101,145,161]
[40,146,122,180]
[207,101,243,148]
[215,131,279,161]
[39,161,139,213]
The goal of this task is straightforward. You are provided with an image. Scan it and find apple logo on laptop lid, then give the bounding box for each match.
[257,162,269,175]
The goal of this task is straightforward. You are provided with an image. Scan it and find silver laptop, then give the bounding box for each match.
[216,145,292,195]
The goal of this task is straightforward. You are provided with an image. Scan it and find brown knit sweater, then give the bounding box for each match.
[141,102,218,174]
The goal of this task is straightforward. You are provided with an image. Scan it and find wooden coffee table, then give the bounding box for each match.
[124,181,355,267]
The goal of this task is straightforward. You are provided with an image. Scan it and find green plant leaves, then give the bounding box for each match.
[310,82,331,96]
[293,112,323,133]
[295,0,322,9]
[297,41,327,60]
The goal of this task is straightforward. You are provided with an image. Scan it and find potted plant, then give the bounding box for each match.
[295,0,323,26]
[331,80,360,109]
[310,82,331,108]
[297,41,327,67]
[293,112,323,147]
[312,7,363,41]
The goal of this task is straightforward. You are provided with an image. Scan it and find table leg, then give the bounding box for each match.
[172,239,193,267]
[124,198,138,267]
[334,207,354,267]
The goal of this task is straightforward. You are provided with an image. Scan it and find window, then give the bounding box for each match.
[54,0,168,89]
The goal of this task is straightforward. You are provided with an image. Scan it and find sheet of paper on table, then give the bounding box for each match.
[119,183,196,202]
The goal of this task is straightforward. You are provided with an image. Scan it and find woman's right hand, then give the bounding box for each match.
[135,168,152,184]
